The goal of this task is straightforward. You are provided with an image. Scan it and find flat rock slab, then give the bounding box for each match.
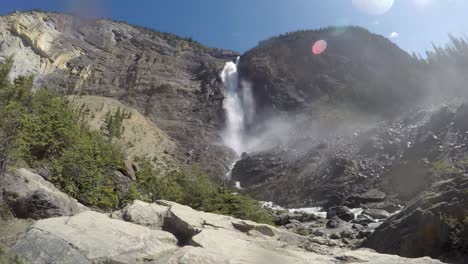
[10,211,178,264]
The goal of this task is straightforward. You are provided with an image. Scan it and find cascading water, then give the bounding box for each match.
[220,57,245,156]
[220,57,255,183]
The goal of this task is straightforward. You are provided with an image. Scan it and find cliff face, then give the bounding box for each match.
[0,11,239,176]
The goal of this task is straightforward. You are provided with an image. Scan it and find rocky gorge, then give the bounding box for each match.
[0,10,467,263]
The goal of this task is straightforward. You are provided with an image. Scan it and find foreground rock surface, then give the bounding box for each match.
[8,200,445,264]
[9,211,178,264]
[364,176,468,263]
[2,168,87,219]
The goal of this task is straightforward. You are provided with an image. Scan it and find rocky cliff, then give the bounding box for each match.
[0,10,238,177]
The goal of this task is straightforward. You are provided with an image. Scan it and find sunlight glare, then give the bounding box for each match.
[312,40,327,55]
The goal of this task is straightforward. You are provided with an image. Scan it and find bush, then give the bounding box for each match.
[50,131,122,208]
[0,59,125,209]
[135,159,274,224]
[14,89,80,165]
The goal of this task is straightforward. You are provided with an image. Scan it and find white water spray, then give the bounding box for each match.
[220,57,249,156]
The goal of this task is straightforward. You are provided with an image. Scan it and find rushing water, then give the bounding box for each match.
[220,57,256,182]
[220,57,244,156]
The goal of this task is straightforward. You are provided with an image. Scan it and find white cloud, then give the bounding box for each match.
[389,32,399,38]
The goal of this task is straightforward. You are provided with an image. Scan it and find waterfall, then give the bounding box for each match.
[220,57,245,156]
[220,57,256,184]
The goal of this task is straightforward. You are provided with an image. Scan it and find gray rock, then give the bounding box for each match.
[2,168,88,219]
[352,214,374,225]
[7,200,444,264]
[10,211,178,263]
[326,217,343,228]
[345,189,387,208]
[327,206,355,222]
[274,212,318,226]
[124,159,137,181]
[363,176,468,263]
[119,200,169,229]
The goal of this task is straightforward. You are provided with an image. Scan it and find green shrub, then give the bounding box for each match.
[14,89,80,165]
[50,131,122,208]
[101,107,131,141]
[134,158,273,224]
[0,58,33,174]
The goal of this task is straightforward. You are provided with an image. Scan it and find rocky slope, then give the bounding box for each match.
[0,10,238,177]
[0,168,444,263]
[364,176,468,263]
[233,102,468,211]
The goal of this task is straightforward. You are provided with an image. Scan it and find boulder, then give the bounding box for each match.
[9,211,178,264]
[364,201,400,213]
[327,206,355,222]
[351,214,374,225]
[273,212,318,226]
[345,189,387,208]
[2,168,88,219]
[363,176,468,263]
[326,217,343,229]
[119,200,169,229]
[123,159,137,181]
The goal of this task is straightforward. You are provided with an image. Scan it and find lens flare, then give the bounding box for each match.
[312,40,327,55]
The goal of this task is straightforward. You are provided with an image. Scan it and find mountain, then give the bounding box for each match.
[239,27,423,118]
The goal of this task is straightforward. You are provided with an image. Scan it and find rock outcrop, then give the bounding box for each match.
[2,168,87,219]
[363,176,468,263]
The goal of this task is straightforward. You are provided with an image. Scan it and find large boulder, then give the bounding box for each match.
[117,200,169,229]
[9,211,178,264]
[2,168,88,219]
[327,206,355,222]
[363,176,468,263]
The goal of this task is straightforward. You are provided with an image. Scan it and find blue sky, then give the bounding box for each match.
[0,0,466,55]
